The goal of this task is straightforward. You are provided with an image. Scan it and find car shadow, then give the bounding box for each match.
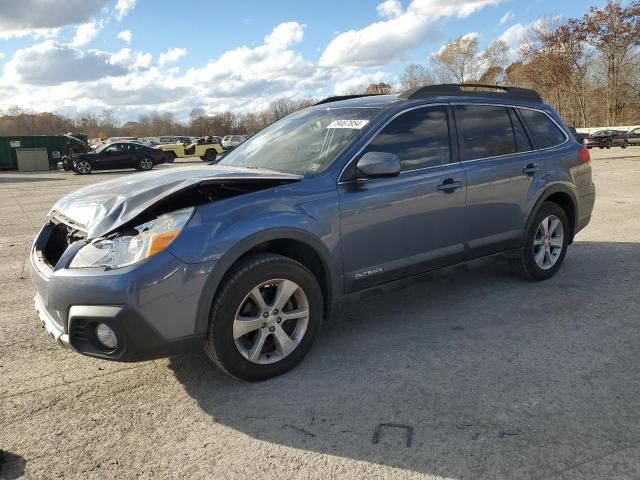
[170,241,640,478]
[0,451,26,479]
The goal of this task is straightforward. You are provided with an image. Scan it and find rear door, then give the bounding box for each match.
[454,104,548,258]
[338,105,468,292]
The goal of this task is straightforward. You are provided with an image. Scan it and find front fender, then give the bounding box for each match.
[188,225,342,334]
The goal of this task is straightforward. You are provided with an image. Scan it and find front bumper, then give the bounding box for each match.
[35,293,70,348]
[30,232,217,361]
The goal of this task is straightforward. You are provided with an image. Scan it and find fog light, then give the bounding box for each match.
[95,323,118,349]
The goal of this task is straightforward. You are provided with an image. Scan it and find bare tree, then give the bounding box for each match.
[580,0,640,125]
[430,36,509,84]
[399,64,435,90]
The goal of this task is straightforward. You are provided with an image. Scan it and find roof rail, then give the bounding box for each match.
[313,94,383,106]
[399,84,542,103]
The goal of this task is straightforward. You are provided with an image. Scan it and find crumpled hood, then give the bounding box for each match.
[50,165,301,238]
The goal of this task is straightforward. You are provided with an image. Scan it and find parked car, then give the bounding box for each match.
[31,84,594,381]
[159,139,223,162]
[70,141,165,174]
[568,127,588,143]
[221,135,246,150]
[582,130,628,149]
[626,127,640,146]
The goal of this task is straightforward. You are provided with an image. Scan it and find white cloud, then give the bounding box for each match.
[0,53,5,59]
[333,70,393,95]
[499,11,513,24]
[71,21,102,47]
[184,22,319,98]
[377,0,403,19]
[109,48,152,69]
[0,0,107,39]
[320,0,502,68]
[498,23,527,47]
[115,0,137,21]
[158,48,187,66]
[3,41,128,86]
[117,30,132,44]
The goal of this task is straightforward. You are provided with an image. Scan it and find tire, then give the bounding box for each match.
[203,149,216,162]
[137,156,154,171]
[622,140,628,149]
[75,160,92,175]
[510,202,570,281]
[165,151,176,163]
[606,140,612,149]
[205,253,323,381]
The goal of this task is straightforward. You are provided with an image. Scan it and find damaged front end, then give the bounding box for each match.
[36,168,301,272]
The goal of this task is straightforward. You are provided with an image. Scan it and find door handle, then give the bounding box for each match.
[437,178,464,193]
[523,163,541,174]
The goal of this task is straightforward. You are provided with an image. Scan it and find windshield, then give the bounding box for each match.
[94,143,112,153]
[217,107,381,174]
[591,131,608,136]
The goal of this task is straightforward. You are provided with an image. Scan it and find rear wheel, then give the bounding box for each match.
[75,160,92,175]
[137,156,154,171]
[622,140,628,149]
[510,202,570,281]
[203,149,216,162]
[205,254,323,381]
[606,140,612,149]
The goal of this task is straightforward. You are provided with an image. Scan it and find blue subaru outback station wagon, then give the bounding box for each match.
[31,84,595,381]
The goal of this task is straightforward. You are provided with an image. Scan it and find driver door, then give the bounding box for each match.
[338,105,467,292]
[97,143,128,169]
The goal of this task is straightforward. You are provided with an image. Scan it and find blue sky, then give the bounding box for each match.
[0,0,607,121]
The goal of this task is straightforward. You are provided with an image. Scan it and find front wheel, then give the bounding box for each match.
[510,202,570,281]
[75,160,92,175]
[205,254,323,381]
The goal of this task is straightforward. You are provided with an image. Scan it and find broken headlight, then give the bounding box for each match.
[69,207,194,269]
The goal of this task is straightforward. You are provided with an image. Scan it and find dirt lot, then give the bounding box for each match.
[1,149,640,480]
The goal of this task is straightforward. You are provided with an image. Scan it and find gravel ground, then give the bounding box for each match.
[1,149,639,480]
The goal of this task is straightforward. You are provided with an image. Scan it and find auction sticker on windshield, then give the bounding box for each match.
[327,120,369,129]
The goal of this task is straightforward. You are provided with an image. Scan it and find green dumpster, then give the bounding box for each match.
[0,134,90,170]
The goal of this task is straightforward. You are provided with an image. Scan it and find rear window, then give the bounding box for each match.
[520,109,566,149]
[455,105,517,161]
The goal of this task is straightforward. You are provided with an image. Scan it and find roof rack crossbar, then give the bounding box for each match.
[313,94,383,106]
[399,84,542,103]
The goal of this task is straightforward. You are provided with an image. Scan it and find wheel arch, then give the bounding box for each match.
[527,186,578,244]
[194,229,341,334]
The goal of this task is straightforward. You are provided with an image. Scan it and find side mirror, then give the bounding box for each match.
[356,151,400,178]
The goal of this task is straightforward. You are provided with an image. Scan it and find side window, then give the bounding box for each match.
[105,144,121,153]
[455,105,516,161]
[519,109,566,149]
[508,108,532,152]
[363,106,451,172]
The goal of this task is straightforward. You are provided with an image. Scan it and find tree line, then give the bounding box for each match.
[1,0,638,139]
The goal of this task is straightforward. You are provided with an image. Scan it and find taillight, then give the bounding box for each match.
[578,146,591,164]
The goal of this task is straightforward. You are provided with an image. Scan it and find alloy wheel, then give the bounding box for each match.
[533,214,564,270]
[76,161,91,174]
[140,158,153,170]
[233,278,309,365]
